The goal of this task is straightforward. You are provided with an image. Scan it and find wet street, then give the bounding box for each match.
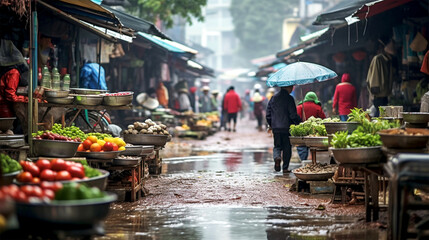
[99,118,386,240]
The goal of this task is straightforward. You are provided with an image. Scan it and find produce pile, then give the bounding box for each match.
[77,135,126,152]
[290,117,340,137]
[32,124,113,142]
[16,159,101,183]
[0,182,105,203]
[124,119,170,136]
[294,163,337,174]
[0,153,22,174]
[331,108,401,148]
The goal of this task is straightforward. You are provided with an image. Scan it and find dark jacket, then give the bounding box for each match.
[266,88,301,133]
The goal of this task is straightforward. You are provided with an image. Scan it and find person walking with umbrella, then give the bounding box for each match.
[296,91,326,161]
[266,86,301,173]
[265,61,337,173]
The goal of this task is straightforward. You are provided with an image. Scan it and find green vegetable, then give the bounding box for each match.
[0,153,22,174]
[55,182,105,201]
[83,165,102,178]
[289,117,340,137]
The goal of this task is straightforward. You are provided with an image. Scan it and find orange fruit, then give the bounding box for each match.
[90,143,102,152]
[87,136,98,143]
[77,143,85,152]
[83,139,93,150]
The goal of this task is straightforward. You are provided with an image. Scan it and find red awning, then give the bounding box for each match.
[353,0,413,20]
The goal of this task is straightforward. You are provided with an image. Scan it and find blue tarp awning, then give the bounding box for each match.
[138,32,185,53]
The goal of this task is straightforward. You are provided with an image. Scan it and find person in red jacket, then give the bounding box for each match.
[0,40,29,118]
[223,86,242,132]
[332,73,357,121]
[296,91,326,160]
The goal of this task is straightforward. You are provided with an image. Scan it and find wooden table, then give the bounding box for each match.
[340,163,388,222]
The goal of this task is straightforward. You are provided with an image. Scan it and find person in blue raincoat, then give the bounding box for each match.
[80,62,107,90]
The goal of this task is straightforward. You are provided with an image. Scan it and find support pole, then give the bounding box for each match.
[29,9,38,156]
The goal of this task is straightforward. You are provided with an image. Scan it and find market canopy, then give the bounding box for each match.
[313,0,375,25]
[137,32,197,58]
[101,4,169,40]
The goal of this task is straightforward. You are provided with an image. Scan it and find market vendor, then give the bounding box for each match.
[0,39,29,119]
[296,92,326,161]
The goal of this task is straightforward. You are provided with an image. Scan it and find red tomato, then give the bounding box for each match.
[31,186,43,198]
[27,164,40,178]
[1,185,20,198]
[31,177,41,184]
[67,166,85,178]
[65,161,73,168]
[14,191,28,202]
[55,171,72,181]
[40,181,53,190]
[51,159,68,171]
[43,189,55,200]
[40,169,56,181]
[73,162,84,169]
[71,177,81,181]
[36,159,51,171]
[20,185,34,196]
[17,171,33,183]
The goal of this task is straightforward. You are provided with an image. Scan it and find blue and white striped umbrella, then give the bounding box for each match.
[266,61,337,87]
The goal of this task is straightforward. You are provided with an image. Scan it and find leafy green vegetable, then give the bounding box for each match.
[290,117,340,137]
[83,165,102,178]
[1,153,22,174]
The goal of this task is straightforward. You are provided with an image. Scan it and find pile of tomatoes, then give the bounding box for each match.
[17,159,87,183]
[0,182,63,203]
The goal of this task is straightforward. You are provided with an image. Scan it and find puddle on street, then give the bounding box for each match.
[100,205,383,240]
[99,149,385,240]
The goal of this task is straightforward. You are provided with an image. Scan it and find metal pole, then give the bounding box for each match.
[75,28,80,88]
[98,38,101,88]
[28,5,38,156]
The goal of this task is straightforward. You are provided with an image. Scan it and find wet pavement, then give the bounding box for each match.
[99,118,386,240]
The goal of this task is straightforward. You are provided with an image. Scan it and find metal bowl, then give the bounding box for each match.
[102,92,133,106]
[46,96,74,104]
[330,146,383,164]
[44,90,69,98]
[121,145,143,156]
[33,139,80,158]
[141,145,154,155]
[15,193,117,226]
[401,112,429,124]
[113,157,141,166]
[292,171,334,181]
[75,151,123,160]
[70,88,109,95]
[1,170,21,186]
[378,128,429,149]
[0,117,16,132]
[123,134,168,146]
[323,122,360,135]
[289,136,306,146]
[74,95,103,106]
[304,137,329,148]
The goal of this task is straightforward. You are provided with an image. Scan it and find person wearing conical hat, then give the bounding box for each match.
[251,89,265,131]
[199,86,211,113]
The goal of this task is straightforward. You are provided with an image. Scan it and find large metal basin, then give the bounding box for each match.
[102,92,133,106]
[330,146,383,164]
[0,117,16,132]
[304,137,329,148]
[401,112,429,124]
[378,128,429,149]
[124,134,168,146]
[289,136,306,146]
[121,145,142,156]
[16,193,117,226]
[75,151,123,160]
[46,96,74,104]
[292,171,334,181]
[70,88,108,95]
[323,122,360,135]
[33,139,80,158]
[44,90,69,98]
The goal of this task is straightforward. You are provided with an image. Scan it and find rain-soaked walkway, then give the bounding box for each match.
[98,118,386,240]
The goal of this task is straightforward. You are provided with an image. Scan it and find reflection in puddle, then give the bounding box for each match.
[101,206,383,240]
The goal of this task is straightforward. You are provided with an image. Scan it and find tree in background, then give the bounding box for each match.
[230,0,297,62]
[126,0,207,29]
